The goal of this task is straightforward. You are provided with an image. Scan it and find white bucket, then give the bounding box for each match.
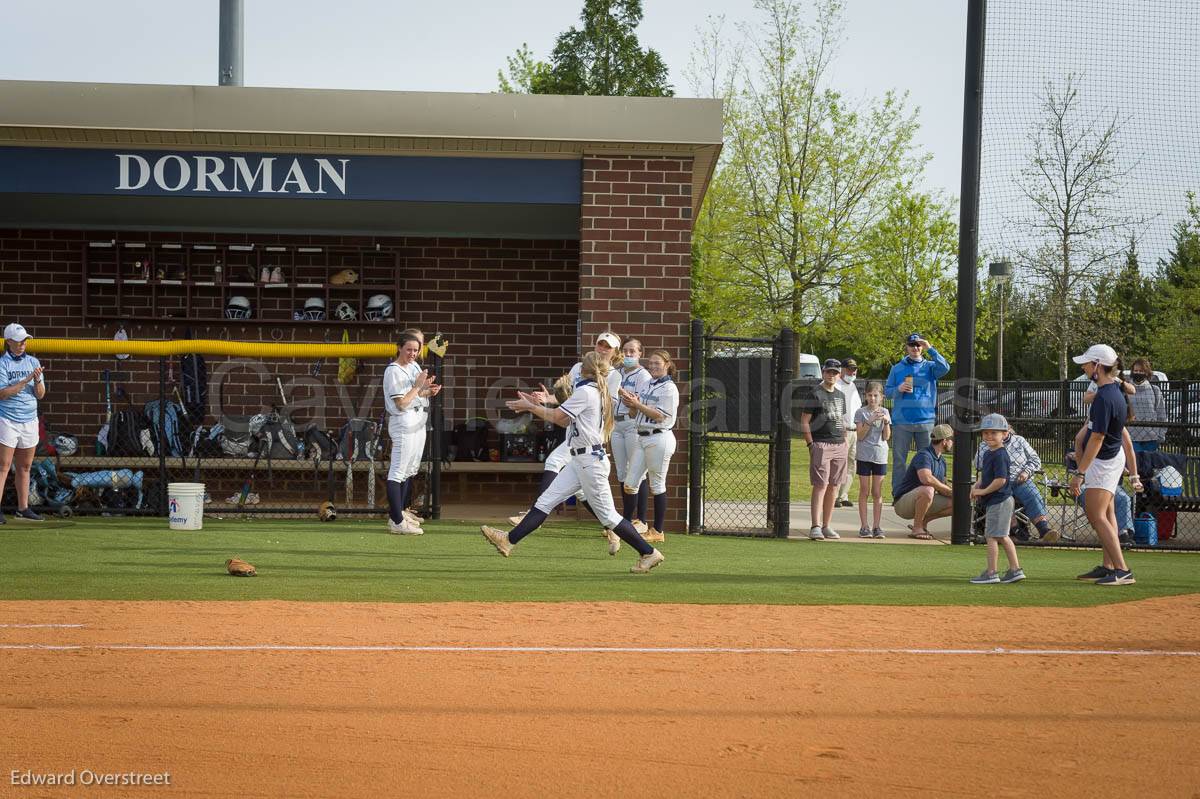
[168,482,206,530]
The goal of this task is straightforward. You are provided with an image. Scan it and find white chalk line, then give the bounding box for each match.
[0,623,85,629]
[0,643,1197,657]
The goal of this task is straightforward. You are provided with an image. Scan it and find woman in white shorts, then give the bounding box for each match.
[481,351,663,574]
[619,350,680,544]
[0,324,47,524]
[383,331,440,535]
[612,337,652,531]
[1069,344,1142,586]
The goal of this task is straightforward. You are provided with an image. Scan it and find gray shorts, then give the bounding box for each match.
[984,496,1015,538]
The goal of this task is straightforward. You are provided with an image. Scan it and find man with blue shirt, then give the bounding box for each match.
[0,323,47,523]
[884,333,951,496]
[892,423,955,540]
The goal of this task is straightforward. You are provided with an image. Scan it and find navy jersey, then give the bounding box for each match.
[978,447,1012,508]
[1088,382,1127,460]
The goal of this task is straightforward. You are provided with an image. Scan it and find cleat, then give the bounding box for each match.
[630,548,665,574]
[605,529,621,556]
[642,527,665,543]
[507,513,525,527]
[388,519,423,535]
[402,510,424,527]
[631,519,648,535]
[481,525,513,557]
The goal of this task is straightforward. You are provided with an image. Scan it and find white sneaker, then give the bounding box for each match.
[605,529,621,556]
[389,519,423,536]
[507,512,526,527]
[259,266,271,283]
[270,266,284,283]
[821,527,841,540]
[808,526,825,540]
[481,525,513,557]
[226,492,260,505]
[403,510,424,526]
[630,548,665,574]
[631,519,648,535]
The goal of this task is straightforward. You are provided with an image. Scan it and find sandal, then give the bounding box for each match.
[907,531,934,540]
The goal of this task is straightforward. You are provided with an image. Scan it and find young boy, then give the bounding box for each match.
[970,414,1025,584]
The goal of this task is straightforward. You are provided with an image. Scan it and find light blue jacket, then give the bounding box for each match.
[883,348,950,425]
[0,351,43,423]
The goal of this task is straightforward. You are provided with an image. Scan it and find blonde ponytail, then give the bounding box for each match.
[582,351,615,441]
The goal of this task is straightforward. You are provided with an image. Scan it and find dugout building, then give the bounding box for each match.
[0,81,722,523]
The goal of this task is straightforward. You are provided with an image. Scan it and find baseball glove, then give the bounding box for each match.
[427,332,449,358]
[330,268,359,286]
[226,557,257,577]
[319,501,337,522]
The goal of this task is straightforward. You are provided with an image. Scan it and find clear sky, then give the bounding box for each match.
[0,0,969,199]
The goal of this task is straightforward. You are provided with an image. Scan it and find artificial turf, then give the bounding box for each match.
[2,516,1197,607]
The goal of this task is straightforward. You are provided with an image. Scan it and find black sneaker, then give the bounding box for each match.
[0,509,6,524]
[1095,569,1136,586]
[1076,565,1111,581]
[15,508,44,522]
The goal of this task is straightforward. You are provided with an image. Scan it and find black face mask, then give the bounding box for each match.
[1131,373,1148,384]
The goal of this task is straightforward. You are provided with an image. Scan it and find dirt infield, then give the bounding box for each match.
[3,597,1200,798]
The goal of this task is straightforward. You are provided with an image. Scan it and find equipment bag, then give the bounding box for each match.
[143,399,186,457]
[108,402,154,457]
[180,353,209,419]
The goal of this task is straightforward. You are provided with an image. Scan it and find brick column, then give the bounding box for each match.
[579,155,692,527]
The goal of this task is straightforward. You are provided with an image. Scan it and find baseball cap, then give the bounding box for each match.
[3,323,30,342]
[822,358,842,372]
[931,423,954,442]
[840,357,858,369]
[1071,343,1118,367]
[905,333,922,346]
[595,332,621,349]
[977,413,1009,432]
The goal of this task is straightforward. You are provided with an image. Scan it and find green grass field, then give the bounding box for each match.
[2,517,1196,607]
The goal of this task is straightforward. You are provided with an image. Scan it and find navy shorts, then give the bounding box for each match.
[856,460,886,477]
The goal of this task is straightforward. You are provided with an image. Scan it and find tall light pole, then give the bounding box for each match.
[989,260,1012,382]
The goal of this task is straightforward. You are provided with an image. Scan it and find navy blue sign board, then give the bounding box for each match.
[0,146,581,205]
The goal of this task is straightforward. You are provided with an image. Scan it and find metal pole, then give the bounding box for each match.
[952,0,987,546]
[773,328,795,538]
[158,357,168,515]
[218,0,244,87]
[688,319,705,534]
[997,289,1005,382]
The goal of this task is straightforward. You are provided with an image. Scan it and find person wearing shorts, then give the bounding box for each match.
[0,323,47,524]
[853,381,890,538]
[801,359,849,540]
[969,414,1024,584]
[892,423,955,539]
[1070,344,1142,586]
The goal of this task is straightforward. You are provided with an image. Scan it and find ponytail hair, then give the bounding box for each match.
[648,349,677,379]
[581,351,615,441]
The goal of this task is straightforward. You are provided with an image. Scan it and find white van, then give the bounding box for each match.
[796,353,821,379]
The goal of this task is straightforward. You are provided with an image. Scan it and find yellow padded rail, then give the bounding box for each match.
[26,338,397,358]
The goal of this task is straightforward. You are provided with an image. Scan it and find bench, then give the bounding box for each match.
[1134,452,1200,545]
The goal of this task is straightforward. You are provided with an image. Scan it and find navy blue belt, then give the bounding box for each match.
[638,429,665,436]
[570,444,604,456]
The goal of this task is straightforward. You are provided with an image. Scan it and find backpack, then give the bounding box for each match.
[219,415,266,458]
[259,416,304,460]
[453,417,491,462]
[180,353,208,418]
[339,418,380,461]
[143,399,186,457]
[109,400,154,457]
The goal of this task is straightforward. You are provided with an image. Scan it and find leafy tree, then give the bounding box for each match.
[689,0,924,364]
[497,1,672,96]
[1083,236,1159,360]
[1153,193,1200,374]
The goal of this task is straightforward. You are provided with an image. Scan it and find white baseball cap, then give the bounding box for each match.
[596,332,621,349]
[3,323,31,342]
[1072,344,1118,367]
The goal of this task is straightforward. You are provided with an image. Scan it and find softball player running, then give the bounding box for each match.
[613,338,652,533]
[482,351,664,573]
[0,324,47,524]
[508,331,623,526]
[384,332,440,535]
[620,350,679,543]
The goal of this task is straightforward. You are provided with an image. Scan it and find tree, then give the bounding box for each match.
[822,187,960,371]
[1083,236,1159,360]
[1012,74,1144,379]
[1153,193,1200,374]
[689,0,924,360]
[497,0,672,96]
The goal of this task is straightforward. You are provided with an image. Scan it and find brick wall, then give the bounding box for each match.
[580,155,693,526]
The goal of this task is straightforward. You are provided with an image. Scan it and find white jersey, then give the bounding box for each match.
[836,377,862,427]
[559,380,606,451]
[614,366,651,418]
[383,361,426,416]
[568,361,622,400]
[636,376,679,431]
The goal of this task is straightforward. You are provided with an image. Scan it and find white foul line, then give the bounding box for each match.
[0,643,1197,657]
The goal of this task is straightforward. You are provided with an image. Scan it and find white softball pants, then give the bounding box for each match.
[534,450,623,530]
[387,413,426,483]
[609,418,639,484]
[624,431,677,495]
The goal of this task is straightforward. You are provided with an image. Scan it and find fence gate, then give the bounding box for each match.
[688,320,794,536]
